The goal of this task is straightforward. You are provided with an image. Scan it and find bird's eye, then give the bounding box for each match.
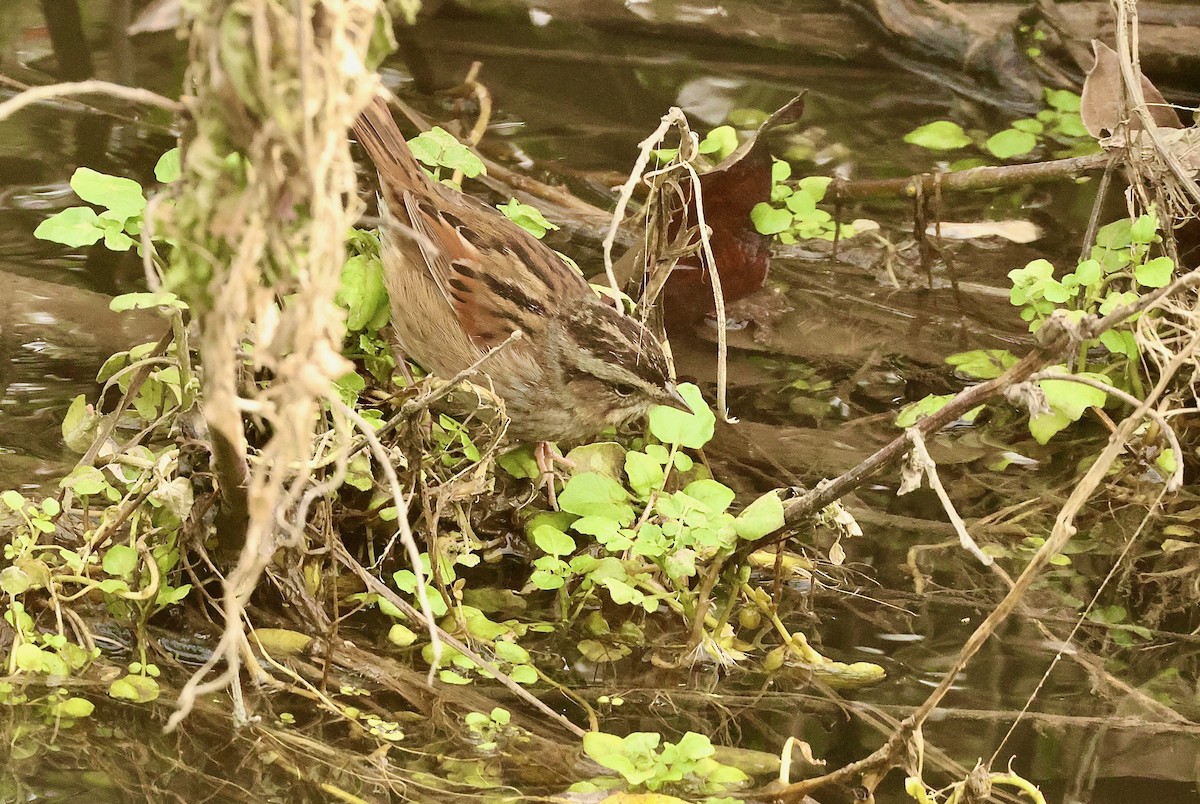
[612,382,638,398]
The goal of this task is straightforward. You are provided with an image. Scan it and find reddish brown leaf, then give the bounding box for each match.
[662,93,806,323]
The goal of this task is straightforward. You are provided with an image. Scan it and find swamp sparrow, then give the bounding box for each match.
[353,96,690,442]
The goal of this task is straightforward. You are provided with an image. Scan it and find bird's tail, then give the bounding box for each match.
[352,96,428,192]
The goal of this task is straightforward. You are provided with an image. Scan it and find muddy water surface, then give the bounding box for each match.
[2,3,1197,802]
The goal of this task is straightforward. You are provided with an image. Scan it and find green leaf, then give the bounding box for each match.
[1156,448,1177,476]
[663,548,697,579]
[698,126,738,160]
[624,451,665,499]
[648,383,714,449]
[34,207,104,247]
[343,452,374,492]
[496,199,558,239]
[601,577,644,607]
[60,466,109,496]
[750,203,791,235]
[157,584,192,606]
[108,674,160,703]
[1099,290,1139,315]
[1135,256,1174,288]
[584,731,637,776]
[438,670,473,685]
[529,569,566,590]
[771,159,792,183]
[407,127,485,178]
[1054,113,1090,139]
[896,394,953,427]
[509,664,538,684]
[945,349,1018,380]
[570,515,622,546]
[1099,329,1138,360]
[1073,258,1101,287]
[532,524,576,557]
[1044,88,1082,112]
[109,291,184,312]
[14,643,48,673]
[2,490,25,511]
[565,442,626,478]
[1010,118,1044,134]
[1040,372,1106,420]
[631,522,668,558]
[558,473,634,525]
[797,176,831,201]
[735,491,784,540]
[337,253,390,331]
[1129,214,1158,244]
[492,641,529,665]
[682,479,735,514]
[903,120,972,150]
[333,371,365,406]
[103,544,138,578]
[1041,279,1073,303]
[498,444,540,479]
[154,148,181,183]
[71,168,146,220]
[39,496,60,518]
[985,128,1037,159]
[784,190,816,216]
[462,610,509,641]
[577,639,631,663]
[52,696,95,719]
[0,566,32,595]
[1095,219,1133,249]
[672,731,715,761]
[99,217,136,251]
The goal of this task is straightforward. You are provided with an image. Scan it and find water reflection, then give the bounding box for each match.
[0,5,1195,803]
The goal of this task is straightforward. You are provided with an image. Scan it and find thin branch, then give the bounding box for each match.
[681,159,731,421]
[601,108,693,308]
[328,397,441,674]
[756,265,1200,542]
[830,152,1114,202]
[763,327,1200,802]
[903,429,992,565]
[0,79,180,122]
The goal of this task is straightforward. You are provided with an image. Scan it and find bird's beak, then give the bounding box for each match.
[661,383,694,414]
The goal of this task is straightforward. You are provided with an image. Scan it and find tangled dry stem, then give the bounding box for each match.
[161,0,413,731]
[602,108,733,419]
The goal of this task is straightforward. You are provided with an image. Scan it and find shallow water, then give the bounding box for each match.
[1,3,1198,802]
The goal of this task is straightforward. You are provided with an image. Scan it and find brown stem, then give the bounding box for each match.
[831,152,1113,201]
[740,265,1200,550]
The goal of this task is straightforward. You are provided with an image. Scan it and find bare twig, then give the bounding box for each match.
[602,108,693,308]
[759,266,1200,541]
[831,153,1114,202]
[680,159,731,421]
[0,79,180,122]
[903,429,992,566]
[328,397,440,675]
